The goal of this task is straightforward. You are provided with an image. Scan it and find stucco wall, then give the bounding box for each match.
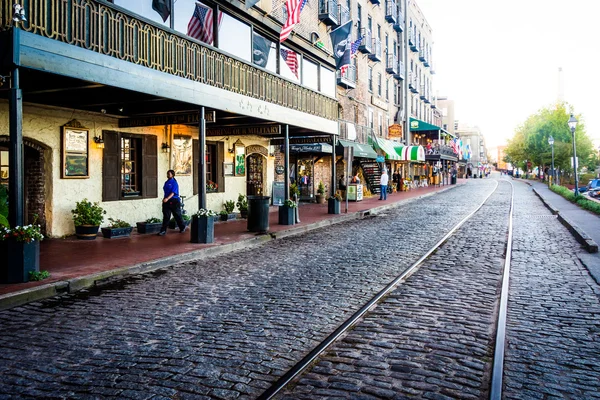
[0,102,273,237]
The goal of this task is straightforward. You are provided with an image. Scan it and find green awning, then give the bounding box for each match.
[336,139,378,159]
[393,144,426,161]
[410,117,440,132]
[369,137,402,160]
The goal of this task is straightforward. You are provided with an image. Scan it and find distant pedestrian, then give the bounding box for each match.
[158,169,186,236]
[379,169,389,200]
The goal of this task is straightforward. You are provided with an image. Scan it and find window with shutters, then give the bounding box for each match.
[193,140,225,195]
[121,136,142,197]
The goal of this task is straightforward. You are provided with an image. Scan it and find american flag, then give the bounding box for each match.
[280,0,303,42]
[350,36,363,57]
[187,2,223,45]
[280,48,298,78]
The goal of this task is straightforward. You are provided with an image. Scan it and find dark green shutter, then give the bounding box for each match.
[102,131,120,202]
[193,139,199,195]
[143,135,158,198]
[217,142,225,192]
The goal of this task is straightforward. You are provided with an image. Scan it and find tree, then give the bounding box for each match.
[505,103,594,175]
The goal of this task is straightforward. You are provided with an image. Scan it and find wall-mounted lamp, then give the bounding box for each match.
[93,135,105,149]
[13,4,26,23]
[161,142,170,153]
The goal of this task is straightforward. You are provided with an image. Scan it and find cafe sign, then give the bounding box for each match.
[388,124,402,138]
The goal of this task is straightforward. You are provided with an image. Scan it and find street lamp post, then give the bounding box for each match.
[548,135,554,186]
[568,114,578,196]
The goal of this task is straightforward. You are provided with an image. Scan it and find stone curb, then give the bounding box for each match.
[529,185,599,254]
[0,184,460,311]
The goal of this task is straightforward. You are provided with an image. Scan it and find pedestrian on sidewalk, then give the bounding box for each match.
[158,169,186,235]
[379,169,389,200]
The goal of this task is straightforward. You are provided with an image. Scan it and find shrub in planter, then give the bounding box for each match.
[279,199,296,225]
[136,217,163,234]
[71,199,105,240]
[316,181,326,204]
[191,209,217,244]
[236,194,248,218]
[101,218,133,239]
[219,210,229,221]
[0,216,43,283]
[328,194,342,215]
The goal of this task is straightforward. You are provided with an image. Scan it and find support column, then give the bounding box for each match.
[8,30,24,228]
[331,133,337,195]
[284,125,290,201]
[198,107,206,210]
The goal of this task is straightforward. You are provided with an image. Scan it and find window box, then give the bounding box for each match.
[101,226,133,239]
[136,221,162,234]
[122,190,141,197]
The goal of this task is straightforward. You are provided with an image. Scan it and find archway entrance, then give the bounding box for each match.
[245,145,268,196]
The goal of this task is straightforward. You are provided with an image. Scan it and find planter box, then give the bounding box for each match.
[278,205,296,225]
[0,240,40,283]
[328,199,341,214]
[101,226,133,239]
[75,225,99,240]
[136,222,162,234]
[191,215,214,244]
[316,194,327,204]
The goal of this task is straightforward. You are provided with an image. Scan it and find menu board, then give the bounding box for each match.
[62,126,89,178]
[272,181,285,206]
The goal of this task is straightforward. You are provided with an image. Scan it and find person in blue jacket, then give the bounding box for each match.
[158,169,186,235]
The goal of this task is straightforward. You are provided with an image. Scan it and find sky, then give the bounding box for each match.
[414,0,600,150]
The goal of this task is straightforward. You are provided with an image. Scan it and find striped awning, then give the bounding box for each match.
[369,137,402,161]
[393,145,426,161]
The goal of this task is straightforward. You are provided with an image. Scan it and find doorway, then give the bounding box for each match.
[297,158,314,201]
[246,153,265,195]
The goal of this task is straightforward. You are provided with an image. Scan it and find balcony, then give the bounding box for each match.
[408,73,418,93]
[1,0,338,122]
[370,0,381,5]
[359,28,373,54]
[420,85,427,100]
[419,49,429,66]
[423,54,430,67]
[394,10,405,32]
[395,60,405,80]
[386,54,398,75]
[409,32,419,52]
[385,0,397,24]
[368,37,382,62]
[338,3,351,26]
[337,65,357,89]
[319,0,339,26]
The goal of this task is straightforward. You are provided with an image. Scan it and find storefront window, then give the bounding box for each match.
[280,46,301,82]
[253,33,277,73]
[302,59,319,91]
[174,0,221,46]
[320,68,336,97]
[112,0,170,26]
[219,13,251,62]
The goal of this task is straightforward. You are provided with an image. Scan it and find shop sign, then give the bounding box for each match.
[118,111,215,128]
[388,124,402,138]
[371,96,388,110]
[207,125,281,136]
[410,120,420,129]
[275,165,285,175]
[376,155,385,162]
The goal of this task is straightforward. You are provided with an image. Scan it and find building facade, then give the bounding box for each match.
[456,122,488,176]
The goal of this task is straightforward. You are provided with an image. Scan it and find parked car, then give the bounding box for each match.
[574,179,599,194]
[587,186,600,199]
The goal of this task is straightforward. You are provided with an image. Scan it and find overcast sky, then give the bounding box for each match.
[415,0,600,149]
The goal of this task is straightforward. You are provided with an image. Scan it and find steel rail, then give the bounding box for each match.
[490,179,514,399]
[258,180,501,400]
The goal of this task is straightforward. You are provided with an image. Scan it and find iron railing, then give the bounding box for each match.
[1,0,338,121]
[338,120,374,144]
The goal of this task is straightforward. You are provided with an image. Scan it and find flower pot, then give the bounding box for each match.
[191,215,214,244]
[136,222,163,234]
[328,199,341,214]
[278,205,295,225]
[0,240,40,283]
[101,226,133,239]
[240,209,248,219]
[316,194,326,204]
[75,225,99,240]
[220,214,229,222]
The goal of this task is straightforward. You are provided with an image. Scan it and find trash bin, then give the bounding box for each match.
[247,195,270,233]
[451,175,457,185]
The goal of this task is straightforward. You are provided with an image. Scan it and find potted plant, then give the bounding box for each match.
[0,214,44,284]
[191,208,217,244]
[101,218,133,239]
[224,200,236,220]
[236,194,248,219]
[328,193,342,215]
[219,210,229,222]
[316,181,326,204]
[136,217,162,234]
[279,199,297,225]
[290,182,300,201]
[71,199,105,240]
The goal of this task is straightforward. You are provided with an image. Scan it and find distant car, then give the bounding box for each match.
[587,186,600,199]
[578,179,600,193]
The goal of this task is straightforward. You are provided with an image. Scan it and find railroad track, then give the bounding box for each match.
[259,179,514,400]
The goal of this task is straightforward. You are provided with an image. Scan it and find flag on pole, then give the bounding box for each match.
[280,0,303,42]
[152,0,171,22]
[253,34,272,67]
[280,48,298,77]
[350,35,363,57]
[330,20,353,70]
[187,2,223,45]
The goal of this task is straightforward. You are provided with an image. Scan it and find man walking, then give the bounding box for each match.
[379,168,389,200]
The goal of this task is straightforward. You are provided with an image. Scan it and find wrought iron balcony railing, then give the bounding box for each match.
[368,37,382,62]
[395,60,405,80]
[385,0,397,24]
[359,28,372,54]
[386,54,398,75]
[338,3,351,26]
[338,120,374,144]
[336,65,356,89]
[319,0,339,26]
[1,0,338,121]
[409,31,419,52]
[394,10,404,32]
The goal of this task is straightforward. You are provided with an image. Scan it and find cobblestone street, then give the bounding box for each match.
[1,178,599,399]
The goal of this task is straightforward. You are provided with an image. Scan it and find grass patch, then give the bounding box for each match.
[550,185,600,215]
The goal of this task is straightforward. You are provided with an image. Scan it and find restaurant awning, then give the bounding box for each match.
[290,143,333,153]
[409,117,440,132]
[393,144,426,161]
[336,139,378,159]
[369,137,402,161]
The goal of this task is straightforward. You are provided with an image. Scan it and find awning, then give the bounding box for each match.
[409,117,440,132]
[336,139,378,159]
[369,137,402,161]
[393,145,426,161]
[290,143,333,153]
